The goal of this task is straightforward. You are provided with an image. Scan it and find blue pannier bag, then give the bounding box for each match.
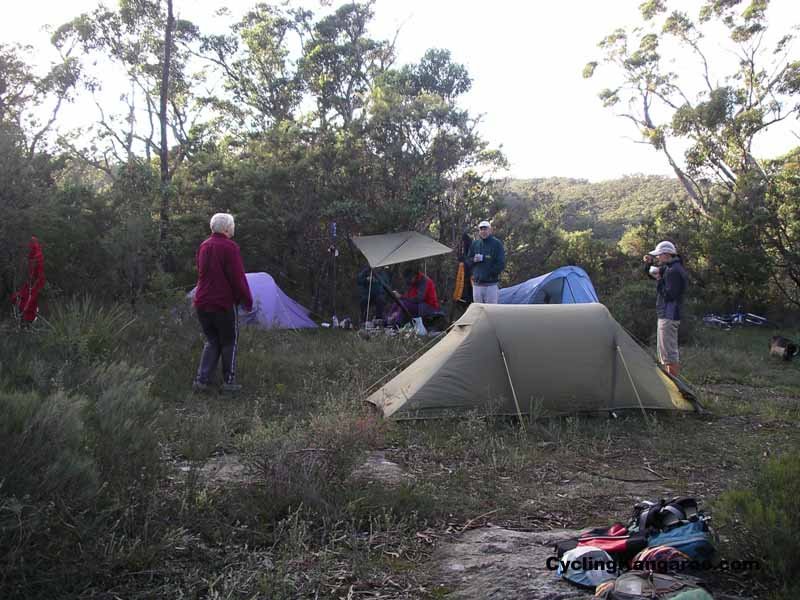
[647,520,716,563]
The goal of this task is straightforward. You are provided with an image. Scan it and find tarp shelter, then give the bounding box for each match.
[367,303,697,419]
[499,266,599,304]
[351,231,453,320]
[351,231,452,268]
[188,272,317,329]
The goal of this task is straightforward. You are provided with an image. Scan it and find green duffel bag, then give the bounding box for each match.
[594,571,713,599]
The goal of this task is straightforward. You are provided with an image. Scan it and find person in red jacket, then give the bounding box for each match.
[386,266,440,327]
[193,213,253,393]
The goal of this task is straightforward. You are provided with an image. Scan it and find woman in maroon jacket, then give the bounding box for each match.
[193,213,253,393]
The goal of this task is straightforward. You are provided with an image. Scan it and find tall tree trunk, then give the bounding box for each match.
[158,0,175,271]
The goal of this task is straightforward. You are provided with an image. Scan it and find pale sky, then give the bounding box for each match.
[3,0,799,181]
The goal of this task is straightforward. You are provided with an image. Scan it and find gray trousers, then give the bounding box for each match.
[196,308,239,385]
[657,318,680,365]
[473,284,499,304]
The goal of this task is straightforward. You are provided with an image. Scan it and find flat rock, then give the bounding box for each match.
[351,450,413,487]
[434,526,592,599]
[200,453,250,485]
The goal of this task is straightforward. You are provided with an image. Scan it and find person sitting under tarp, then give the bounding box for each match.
[386,266,441,327]
[357,266,391,323]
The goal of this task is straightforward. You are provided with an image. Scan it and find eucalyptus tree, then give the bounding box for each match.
[368,48,506,241]
[585,0,800,301]
[0,42,80,157]
[53,0,202,269]
[198,3,310,133]
[585,0,799,216]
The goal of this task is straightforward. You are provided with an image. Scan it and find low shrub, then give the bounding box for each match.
[83,361,163,506]
[44,295,136,361]
[0,389,97,504]
[239,405,384,521]
[714,452,800,599]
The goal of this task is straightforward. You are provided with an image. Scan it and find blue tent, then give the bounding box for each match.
[499,266,599,305]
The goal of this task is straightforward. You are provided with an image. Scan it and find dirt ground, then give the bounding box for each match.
[177,379,798,599]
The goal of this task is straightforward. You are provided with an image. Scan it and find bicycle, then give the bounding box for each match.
[701,306,772,330]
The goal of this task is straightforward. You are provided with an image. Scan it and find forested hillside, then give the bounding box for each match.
[501,175,688,240]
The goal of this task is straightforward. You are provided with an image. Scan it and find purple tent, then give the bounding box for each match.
[189,272,317,329]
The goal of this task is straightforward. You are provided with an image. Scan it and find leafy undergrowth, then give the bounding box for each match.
[1,300,798,598]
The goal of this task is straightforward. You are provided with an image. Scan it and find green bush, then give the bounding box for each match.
[714,453,800,599]
[605,279,657,344]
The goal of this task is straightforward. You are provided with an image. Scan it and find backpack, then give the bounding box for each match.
[630,545,691,573]
[646,521,717,563]
[629,497,699,534]
[557,545,619,589]
[593,571,712,599]
[555,523,647,562]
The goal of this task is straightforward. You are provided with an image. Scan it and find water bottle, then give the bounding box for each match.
[332,315,339,328]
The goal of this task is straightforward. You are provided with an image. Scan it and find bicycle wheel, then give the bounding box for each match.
[744,314,769,326]
[702,315,732,330]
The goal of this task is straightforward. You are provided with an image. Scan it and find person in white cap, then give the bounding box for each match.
[466,220,506,303]
[643,240,688,377]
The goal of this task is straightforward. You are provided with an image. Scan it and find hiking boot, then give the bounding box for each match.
[221,382,242,393]
[192,380,210,393]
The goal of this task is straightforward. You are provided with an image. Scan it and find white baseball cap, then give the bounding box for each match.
[478,220,491,228]
[649,240,677,255]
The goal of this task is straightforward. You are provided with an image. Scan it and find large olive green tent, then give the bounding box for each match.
[366,303,697,419]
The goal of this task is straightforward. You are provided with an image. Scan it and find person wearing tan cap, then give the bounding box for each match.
[643,240,688,377]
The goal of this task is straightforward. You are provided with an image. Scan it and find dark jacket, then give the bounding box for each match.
[357,268,390,301]
[646,256,688,320]
[466,235,506,285]
[194,233,253,312]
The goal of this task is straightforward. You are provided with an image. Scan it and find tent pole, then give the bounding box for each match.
[501,350,526,431]
[365,269,373,325]
[616,344,651,423]
[564,277,577,303]
[610,339,619,414]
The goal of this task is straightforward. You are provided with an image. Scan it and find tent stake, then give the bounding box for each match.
[501,350,526,431]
